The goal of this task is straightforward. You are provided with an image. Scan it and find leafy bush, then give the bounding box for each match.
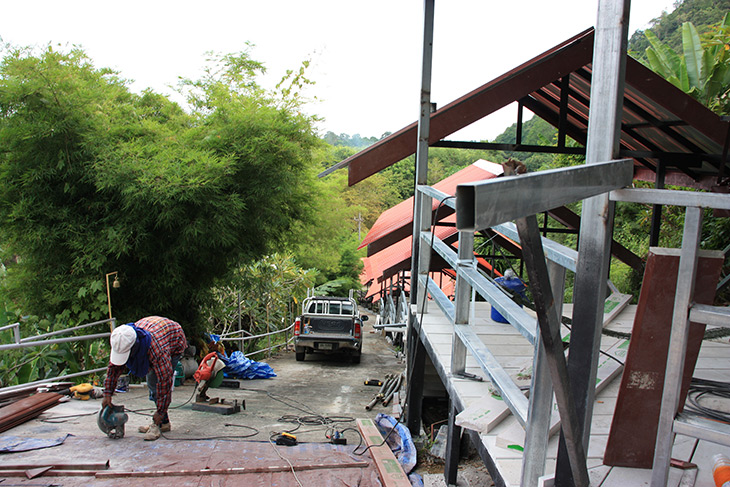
[0,45,320,335]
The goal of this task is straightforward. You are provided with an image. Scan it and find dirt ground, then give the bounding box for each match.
[1,308,493,486]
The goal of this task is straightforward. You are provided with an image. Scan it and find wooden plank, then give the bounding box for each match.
[0,392,62,433]
[495,339,627,451]
[454,295,627,437]
[356,418,412,487]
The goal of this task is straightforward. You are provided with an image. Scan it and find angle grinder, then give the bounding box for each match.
[97,404,128,439]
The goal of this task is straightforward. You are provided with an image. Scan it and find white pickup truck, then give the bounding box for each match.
[293,290,367,364]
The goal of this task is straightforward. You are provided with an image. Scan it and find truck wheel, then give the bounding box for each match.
[351,350,361,364]
[295,348,305,362]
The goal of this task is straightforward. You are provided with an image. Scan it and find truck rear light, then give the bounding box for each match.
[294,318,301,336]
[354,320,361,339]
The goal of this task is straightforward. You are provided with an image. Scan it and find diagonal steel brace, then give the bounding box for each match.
[516,215,590,487]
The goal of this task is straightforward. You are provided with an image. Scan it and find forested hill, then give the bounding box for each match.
[628,0,730,57]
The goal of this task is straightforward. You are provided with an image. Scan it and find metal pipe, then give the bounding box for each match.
[365,396,380,411]
[372,323,406,329]
[20,318,115,343]
[0,367,108,394]
[221,324,294,343]
[0,332,110,351]
[383,374,403,407]
[0,322,19,333]
[380,375,398,397]
[382,373,404,405]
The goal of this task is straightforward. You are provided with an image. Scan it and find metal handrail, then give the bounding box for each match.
[0,318,294,392]
[20,318,116,343]
[0,318,116,351]
[220,323,294,343]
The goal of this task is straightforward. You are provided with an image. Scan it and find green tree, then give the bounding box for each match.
[203,253,316,354]
[629,0,730,57]
[643,14,730,114]
[0,45,320,334]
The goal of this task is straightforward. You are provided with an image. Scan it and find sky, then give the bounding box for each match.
[0,0,676,142]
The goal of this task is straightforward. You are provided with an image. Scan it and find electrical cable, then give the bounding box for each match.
[268,436,304,487]
[685,377,730,424]
[39,410,98,423]
[160,424,260,441]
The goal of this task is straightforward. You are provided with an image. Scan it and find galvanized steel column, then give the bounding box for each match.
[412,0,435,316]
[521,261,565,485]
[451,230,474,375]
[555,0,630,484]
[406,0,435,436]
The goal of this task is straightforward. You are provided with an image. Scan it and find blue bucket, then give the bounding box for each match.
[491,273,527,323]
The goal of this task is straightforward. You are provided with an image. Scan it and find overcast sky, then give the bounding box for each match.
[1,1,675,141]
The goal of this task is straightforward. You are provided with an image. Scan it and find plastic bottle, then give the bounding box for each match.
[712,453,730,487]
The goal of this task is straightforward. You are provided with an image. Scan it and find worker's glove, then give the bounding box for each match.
[153,411,163,426]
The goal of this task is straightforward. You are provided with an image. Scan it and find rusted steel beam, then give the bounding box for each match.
[95,460,369,478]
[0,460,109,470]
[0,392,62,433]
[345,29,595,186]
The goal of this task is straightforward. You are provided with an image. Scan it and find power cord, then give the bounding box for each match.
[685,377,730,424]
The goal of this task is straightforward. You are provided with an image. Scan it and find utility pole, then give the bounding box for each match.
[354,212,364,241]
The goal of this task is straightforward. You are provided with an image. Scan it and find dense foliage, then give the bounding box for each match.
[643,13,730,114]
[629,0,730,56]
[0,46,320,336]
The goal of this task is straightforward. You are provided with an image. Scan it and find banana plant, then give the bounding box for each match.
[644,13,730,115]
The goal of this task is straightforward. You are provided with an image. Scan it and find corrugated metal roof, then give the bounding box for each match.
[329,28,727,190]
[360,159,502,255]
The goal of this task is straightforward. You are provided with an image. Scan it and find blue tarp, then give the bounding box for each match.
[375,413,422,486]
[0,434,69,453]
[223,350,276,380]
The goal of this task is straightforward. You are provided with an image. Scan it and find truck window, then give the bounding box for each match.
[329,303,341,314]
[342,303,354,315]
[307,302,326,314]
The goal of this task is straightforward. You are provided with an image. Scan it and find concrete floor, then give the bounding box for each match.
[0,309,493,485]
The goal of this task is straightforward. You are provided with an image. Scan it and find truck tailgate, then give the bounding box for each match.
[305,316,353,334]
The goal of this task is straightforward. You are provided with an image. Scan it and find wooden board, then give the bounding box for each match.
[495,339,628,450]
[356,418,412,487]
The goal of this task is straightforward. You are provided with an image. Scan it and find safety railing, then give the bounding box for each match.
[219,323,295,359]
[0,318,116,352]
[413,158,634,485]
[0,318,117,394]
[1,317,294,392]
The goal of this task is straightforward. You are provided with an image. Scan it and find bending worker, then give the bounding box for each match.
[102,316,187,440]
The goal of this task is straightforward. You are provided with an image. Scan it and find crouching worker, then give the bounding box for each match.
[102,316,187,440]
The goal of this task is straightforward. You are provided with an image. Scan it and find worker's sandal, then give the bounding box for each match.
[139,422,171,433]
[143,423,161,441]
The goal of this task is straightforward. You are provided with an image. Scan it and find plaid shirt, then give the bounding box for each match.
[104,316,187,417]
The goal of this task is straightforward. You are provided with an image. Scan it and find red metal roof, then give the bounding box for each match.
[359,159,502,256]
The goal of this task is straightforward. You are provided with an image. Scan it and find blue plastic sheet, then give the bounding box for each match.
[375,413,418,479]
[0,434,69,453]
[223,350,276,379]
